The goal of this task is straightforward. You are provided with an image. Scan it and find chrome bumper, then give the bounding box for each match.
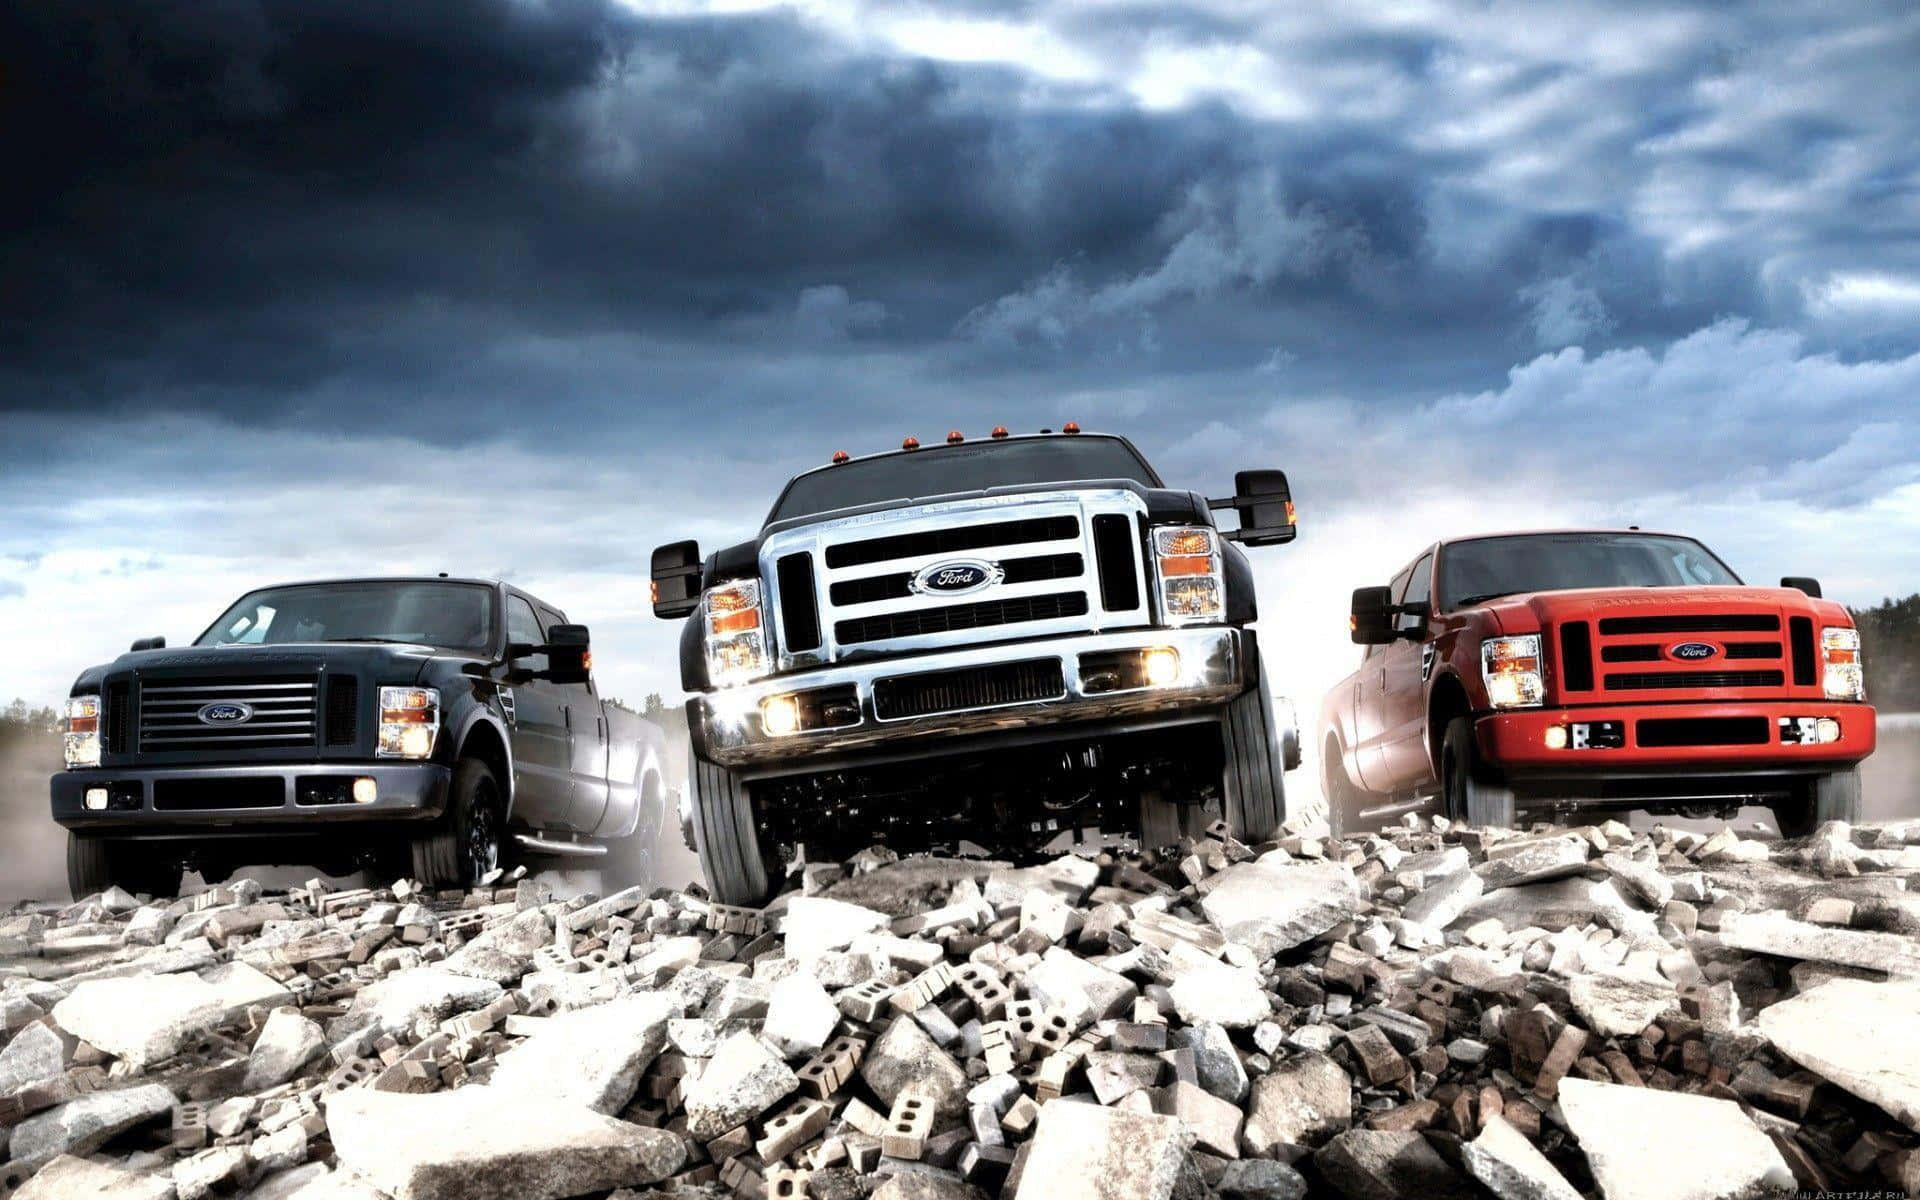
[695,627,1244,769]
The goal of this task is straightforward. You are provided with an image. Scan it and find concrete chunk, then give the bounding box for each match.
[1014,1101,1191,1200]
[11,1154,175,1200]
[1756,978,1920,1130]
[1718,911,1920,976]
[683,1030,800,1139]
[1198,859,1364,960]
[1243,1051,1351,1156]
[1557,1080,1793,1200]
[9,1082,178,1171]
[862,1015,969,1118]
[1461,1114,1583,1200]
[489,992,675,1114]
[244,1008,328,1091]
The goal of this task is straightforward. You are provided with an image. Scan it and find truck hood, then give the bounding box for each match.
[72,642,470,692]
[1479,585,1845,633]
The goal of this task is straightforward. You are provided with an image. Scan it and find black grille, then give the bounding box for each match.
[324,676,359,747]
[873,659,1065,721]
[826,517,1078,568]
[1092,515,1141,612]
[154,778,285,811]
[829,554,1083,607]
[1723,642,1783,660]
[1598,614,1780,635]
[777,553,823,653]
[835,593,1089,646]
[1600,645,1661,663]
[1604,670,1784,692]
[1789,616,1817,686]
[1559,622,1594,690]
[104,682,131,754]
[1637,717,1772,748]
[139,677,319,751]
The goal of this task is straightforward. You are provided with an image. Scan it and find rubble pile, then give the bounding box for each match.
[3,813,1920,1200]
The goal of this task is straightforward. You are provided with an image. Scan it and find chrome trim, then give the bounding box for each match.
[697,626,1242,768]
[760,489,1154,672]
[513,833,608,857]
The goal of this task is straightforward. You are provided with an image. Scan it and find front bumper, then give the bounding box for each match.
[695,626,1245,770]
[52,762,451,836]
[1479,702,1876,773]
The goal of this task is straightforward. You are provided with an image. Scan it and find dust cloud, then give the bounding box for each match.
[0,732,68,900]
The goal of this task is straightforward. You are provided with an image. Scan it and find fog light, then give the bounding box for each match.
[84,787,109,811]
[1816,718,1841,744]
[762,694,801,737]
[1142,647,1183,688]
[352,777,379,805]
[1543,725,1568,751]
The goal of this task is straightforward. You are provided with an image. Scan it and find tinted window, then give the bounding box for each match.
[1399,553,1434,634]
[770,437,1159,523]
[1438,534,1741,610]
[197,583,494,650]
[507,597,548,672]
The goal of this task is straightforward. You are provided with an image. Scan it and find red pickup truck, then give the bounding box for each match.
[1318,530,1875,837]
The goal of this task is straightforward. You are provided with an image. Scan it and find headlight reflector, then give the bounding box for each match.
[761,694,801,737]
[1821,626,1865,701]
[1153,527,1224,624]
[1482,635,1545,709]
[64,695,103,769]
[377,686,440,759]
[705,581,770,686]
[1142,647,1183,688]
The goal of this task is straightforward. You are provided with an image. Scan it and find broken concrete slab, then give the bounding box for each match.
[862,1014,970,1118]
[243,1007,328,1092]
[1025,947,1139,1026]
[10,1154,175,1200]
[1459,877,1658,939]
[1198,858,1364,960]
[1242,1051,1351,1156]
[49,972,227,1067]
[1476,834,1590,890]
[1756,978,1920,1130]
[1013,1100,1191,1200]
[763,972,841,1059]
[1566,970,1677,1037]
[1718,911,1920,976]
[1168,958,1270,1029]
[8,1082,178,1171]
[783,897,893,962]
[1313,1129,1479,1200]
[332,968,503,1037]
[1557,1079,1794,1200]
[683,1030,800,1139]
[327,1084,684,1200]
[1400,870,1483,929]
[1461,1114,1583,1200]
[489,992,675,1115]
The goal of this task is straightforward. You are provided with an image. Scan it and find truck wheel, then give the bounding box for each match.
[410,758,503,889]
[1772,768,1863,839]
[1322,743,1366,840]
[1220,660,1286,843]
[1137,789,1211,851]
[1441,716,1516,828]
[692,757,774,906]
[605,769,663,892]
[66,835,184,900]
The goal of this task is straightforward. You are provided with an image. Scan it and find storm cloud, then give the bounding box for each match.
[1,0,1917,714]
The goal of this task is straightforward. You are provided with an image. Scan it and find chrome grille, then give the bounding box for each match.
[764,490,1152,668]
[138,677,319,751]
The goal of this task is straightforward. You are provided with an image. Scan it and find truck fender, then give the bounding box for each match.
[452,711,518,823]
[1425,671,1472,780]
[599,745,662,840]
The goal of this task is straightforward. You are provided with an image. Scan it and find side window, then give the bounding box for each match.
[507,597,548,673]
[1399,553,1434,633]
[1366,566,1415,661]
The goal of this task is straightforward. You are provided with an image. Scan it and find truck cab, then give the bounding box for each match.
[651,427,1299,903]
[1319,531,1876,836]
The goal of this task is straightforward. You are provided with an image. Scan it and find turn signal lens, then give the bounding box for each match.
[64,695,103,768]
[1482,635,1545,709]
[1152,527,1224,624]
[1821,626,1865,701]
[1156,529,1214,557]
[705,581,770,686]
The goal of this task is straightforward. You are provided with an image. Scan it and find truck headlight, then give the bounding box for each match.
[1482,635,1545,709]
[1153,527,1224,625]
[705,580,770,686]
[64,695,103,769]
[1821,627,1865,701]
[377,686,440,759]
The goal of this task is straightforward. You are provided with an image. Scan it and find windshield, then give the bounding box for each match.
[195,582,496,650]
[1437,534,1741,610]
[769,437,1160,523]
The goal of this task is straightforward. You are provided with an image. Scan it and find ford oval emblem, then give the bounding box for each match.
[910,559,1003,596]
[196,702,254,725]
[1668,642,1719,662]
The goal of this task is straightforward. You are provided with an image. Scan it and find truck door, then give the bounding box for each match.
[1377,552,1436,793]
[1350,562,1412,792]
[503,594,573,829]
[540,602,611,834]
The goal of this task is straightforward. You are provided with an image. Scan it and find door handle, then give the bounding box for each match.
[563,705,571,731]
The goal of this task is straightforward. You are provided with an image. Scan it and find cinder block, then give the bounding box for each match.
[881,1093,935,1160]
[755,1097,831,1164]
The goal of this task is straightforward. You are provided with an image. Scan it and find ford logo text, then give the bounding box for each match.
[910,559,1003,596]
[196,702,255,725]
[1668,642,1719,662]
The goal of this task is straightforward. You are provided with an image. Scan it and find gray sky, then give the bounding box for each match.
[2,0,1917,720]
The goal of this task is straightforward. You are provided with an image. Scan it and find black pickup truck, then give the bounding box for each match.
[651,426,1300,903]
[51,577,670,897]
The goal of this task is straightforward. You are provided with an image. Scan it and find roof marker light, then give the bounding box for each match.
[831,450,850,465]
[902,436,921,451]
[1063,421,1081,435]
[991,425,1009,439]
[947,430,964,444]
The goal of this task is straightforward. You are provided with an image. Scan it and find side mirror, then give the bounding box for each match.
[1396,600,1431,638]
[1210,470,1296,546]
[1350,586,1397,645]
[1781,576,1822,599]
[535,624,592,685]
[130,636,166,652]
[652,541,704,619]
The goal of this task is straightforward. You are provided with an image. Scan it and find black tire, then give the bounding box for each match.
[692,756,774,905]
[1137,788,1212,851]
[67,835,184,900]
[1441,716,1516,827]
[1772,768,1863,839]
[605,769,663,892]
[410,758,504,889]
[1322,741,1364,840]
[1220,658,1286,843]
